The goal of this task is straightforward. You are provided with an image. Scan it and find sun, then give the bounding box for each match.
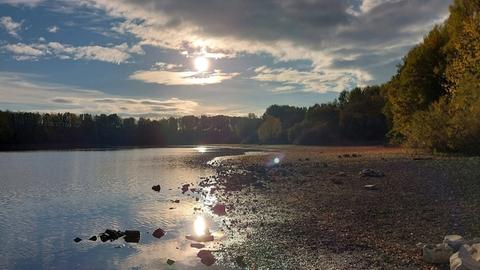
[194,56,209,72]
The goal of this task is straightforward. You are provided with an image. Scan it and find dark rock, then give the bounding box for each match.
[124,230,140,243]
[171,199,180,203]
[359,169,385,177]
[212,204,227,216]
[89,236,97,241]
[152,228,165,239]
[235,256,247,268]
[191,243,205,249]
[181,183,190,193]
[74,237,82,243]
[152,185,161,192]
[197,250,216,266]
[167,259,175,265]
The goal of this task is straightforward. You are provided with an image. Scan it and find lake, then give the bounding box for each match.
[0,147,240,270]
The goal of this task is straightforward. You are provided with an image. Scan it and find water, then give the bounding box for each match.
[0,147,234,270]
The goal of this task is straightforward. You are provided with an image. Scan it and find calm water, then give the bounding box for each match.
[0,147,234,270]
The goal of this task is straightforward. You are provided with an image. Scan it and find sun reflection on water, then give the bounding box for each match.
[194,146,207,153]
[194,216,207,236]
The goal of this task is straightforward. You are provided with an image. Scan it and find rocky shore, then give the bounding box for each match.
[195,146,480,269]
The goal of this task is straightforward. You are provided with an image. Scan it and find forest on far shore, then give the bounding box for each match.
[1,0,479,154]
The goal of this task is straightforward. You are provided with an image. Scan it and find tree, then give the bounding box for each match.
[257,115,282,144]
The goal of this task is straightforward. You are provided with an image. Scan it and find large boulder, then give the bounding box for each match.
[423,243,454,264]
[450,244,480,270]
[445,235,467,252]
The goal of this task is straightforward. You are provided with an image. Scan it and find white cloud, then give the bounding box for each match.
[130,69,238,86]
[0,16,23,38]
[252,66,372,93]
[0,72,230,117]
[47,25,59,33]
[2,41,144,64]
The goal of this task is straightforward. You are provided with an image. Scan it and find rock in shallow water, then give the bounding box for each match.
[74,237,82,243]
[152,185,161,192]
[124,230,140,243]
[152,228,165,239]
[197,250,216,266]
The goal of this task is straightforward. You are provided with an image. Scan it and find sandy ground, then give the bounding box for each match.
[192,146,480,269]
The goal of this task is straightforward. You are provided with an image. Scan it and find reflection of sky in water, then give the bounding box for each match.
[0,148,227,269]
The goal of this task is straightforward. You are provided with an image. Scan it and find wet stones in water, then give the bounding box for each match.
[167,259,175,265]
[359,169,385,177]
[99,229,125,242]
[181,184,190,193]
[74,237,82,243]
[89,236,97,241]
[191,243,205,249]
[197,250,216,266]
[171,199,180,203]
[212,204,226,216]
[152,228,165,239]
[152,185,161,192]
[124,230,140,243]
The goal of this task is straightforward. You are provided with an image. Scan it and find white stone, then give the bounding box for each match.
[423,243,454,264]
[445,235,467,251]
[450,244,480,270]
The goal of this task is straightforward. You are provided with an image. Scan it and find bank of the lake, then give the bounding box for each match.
[204,146,480,269]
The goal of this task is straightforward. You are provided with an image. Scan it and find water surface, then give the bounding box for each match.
[0,147,233,270]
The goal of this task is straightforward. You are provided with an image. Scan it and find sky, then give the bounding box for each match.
[0,0,452,118]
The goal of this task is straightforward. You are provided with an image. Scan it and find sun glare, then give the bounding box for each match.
[194,216,207,236]
[194,56,209,72]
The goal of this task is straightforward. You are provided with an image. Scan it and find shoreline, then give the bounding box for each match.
[200,146,480,269]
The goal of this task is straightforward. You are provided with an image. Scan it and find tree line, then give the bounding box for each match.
[0,85,387,149]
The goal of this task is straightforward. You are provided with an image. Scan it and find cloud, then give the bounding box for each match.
[252,66,372,93]
[47,25,59,33]
[78,0,450,88]
[130,69,238,86]
[0,16,23,38]
[0,72,235,117]
[2,41,144,63]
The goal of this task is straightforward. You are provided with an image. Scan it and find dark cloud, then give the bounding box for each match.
[51,98,74,103]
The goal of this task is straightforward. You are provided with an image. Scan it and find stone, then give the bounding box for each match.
[191,243,205,249]
[444,235,467,251]
[364,184,378,190]
[152,185,161,192]
[181,184,190,193]
[167,259,175,265]
[450,244,480,270]
[197,250,216,266]
[74,237,82,243]
[212,204,227,216]
[359,169,385,177]
[89,236,97,241]
[152,228,165,239]
[124,230,140,243]
[422,243,453,264]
